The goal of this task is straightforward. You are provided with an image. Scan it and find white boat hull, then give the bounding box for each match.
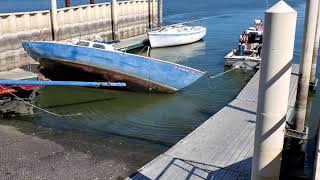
[148,27,207,48]
[224,50,261,69]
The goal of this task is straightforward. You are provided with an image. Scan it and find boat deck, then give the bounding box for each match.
[128,64,299,180]
[113,34,148,52]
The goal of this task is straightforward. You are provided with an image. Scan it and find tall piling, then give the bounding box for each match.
[50,0,59,40]
[251,1,297,180]
[310,1,320,87]
[65,0,71,7]
[159,0,163,27]
[296,0,320,133]
[148,0,152,29]
[152,0,157,28]
[111,0,119,41]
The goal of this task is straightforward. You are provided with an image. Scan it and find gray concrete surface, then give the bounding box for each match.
[0,118,166,180]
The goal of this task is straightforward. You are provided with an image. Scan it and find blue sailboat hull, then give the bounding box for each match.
[22,41,205,93]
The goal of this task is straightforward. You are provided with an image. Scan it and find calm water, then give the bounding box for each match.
[1,0,320,176]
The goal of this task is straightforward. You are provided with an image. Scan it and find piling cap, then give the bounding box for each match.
[266,0,297,14]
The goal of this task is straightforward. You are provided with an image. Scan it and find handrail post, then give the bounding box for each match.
[251,1,297,179]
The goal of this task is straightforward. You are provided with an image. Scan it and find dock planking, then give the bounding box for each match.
[128,64,299,180]
[0,68,38,80]
[113,34,148,52]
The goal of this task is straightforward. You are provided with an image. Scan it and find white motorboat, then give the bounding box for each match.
[224,49,261,69]
[148,25,207,48]
[224,19,263,69]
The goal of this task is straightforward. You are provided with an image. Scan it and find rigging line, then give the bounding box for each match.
[0,86,81,117]
[138,45,148,55]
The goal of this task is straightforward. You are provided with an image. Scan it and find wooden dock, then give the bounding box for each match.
[128,64,299,180]
[113,34,148,52]
[0,68,38,80]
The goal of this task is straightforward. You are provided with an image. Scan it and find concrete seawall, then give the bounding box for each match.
[0,0,158,71]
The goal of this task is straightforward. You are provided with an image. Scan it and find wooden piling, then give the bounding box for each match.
[159,0,163,27]
[111,0,119,40]
[310,1,320,87]
[90,0,96,4]
[148,0,152,29]
[50,0,58,40]
[251,1,297,179]
[65,0,71,7]
[296,0,320,133]
[152,0,157,28]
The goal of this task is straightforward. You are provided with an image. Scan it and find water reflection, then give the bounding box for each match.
[143,41,206,63]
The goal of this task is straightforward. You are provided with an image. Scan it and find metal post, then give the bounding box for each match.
[50,0,58,40]
[159,0,163,27]
[296,0,320,133]
[310,1,320,88]
[111,0,119,41]
[90,0,96,4]
[65,0,71,7]
[251,1,297,180]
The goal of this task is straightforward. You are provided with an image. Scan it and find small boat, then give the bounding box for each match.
[224,49,261,69]
[22,40,205,93]
[224,19,263,69]
[148,25,207,48]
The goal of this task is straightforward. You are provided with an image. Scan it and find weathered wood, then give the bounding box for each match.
[128,64,299,180]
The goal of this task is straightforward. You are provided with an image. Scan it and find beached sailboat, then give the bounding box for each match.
[22,40,205,93]
[148,25,207,48]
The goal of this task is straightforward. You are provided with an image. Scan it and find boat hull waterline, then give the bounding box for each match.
[22,41,205,93]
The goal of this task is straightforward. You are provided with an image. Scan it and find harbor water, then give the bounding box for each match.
[1,0,320,178]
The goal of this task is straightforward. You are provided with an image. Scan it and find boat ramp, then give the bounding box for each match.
[128,64,299,179]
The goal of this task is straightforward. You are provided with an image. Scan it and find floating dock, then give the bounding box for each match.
[128,64,299,179]
[0,68,37,80]
[113,34,148,52]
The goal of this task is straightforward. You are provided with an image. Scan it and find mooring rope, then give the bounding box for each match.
[0,85,81,117]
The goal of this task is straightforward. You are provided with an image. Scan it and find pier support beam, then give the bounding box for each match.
[296,0,319,133]
[310,1,320,89]
[159,0,163,27]
[111,0,119,41]
[65,0,71,7]
[50,0,59,40]
[251,1,297,180]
